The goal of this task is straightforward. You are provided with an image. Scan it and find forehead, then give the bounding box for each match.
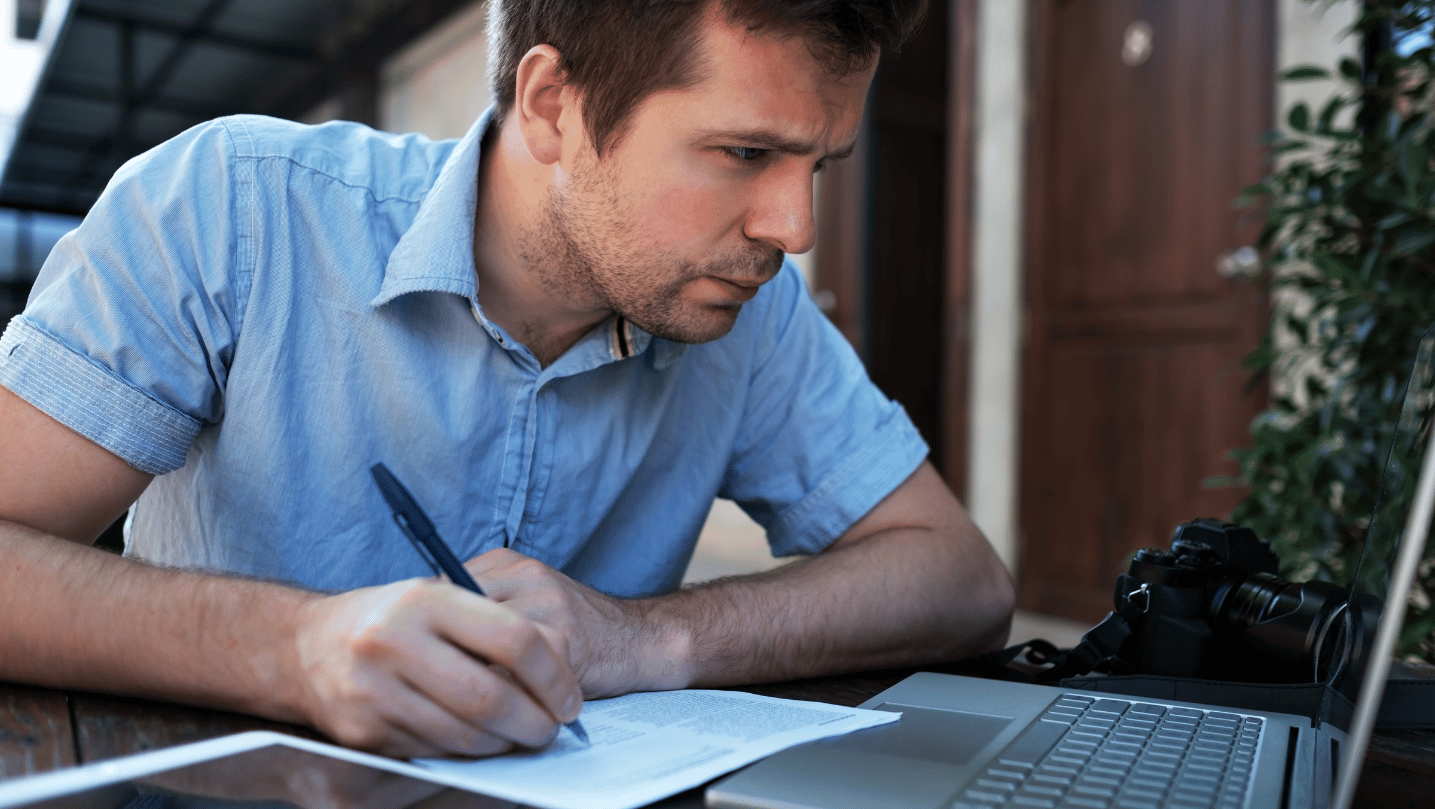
[632,12,877,147]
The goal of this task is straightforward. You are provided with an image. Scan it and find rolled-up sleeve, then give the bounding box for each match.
[719,264,929,557]
[0,119,250,475]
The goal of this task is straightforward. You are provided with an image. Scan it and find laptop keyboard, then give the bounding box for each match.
[950,693,1263,809]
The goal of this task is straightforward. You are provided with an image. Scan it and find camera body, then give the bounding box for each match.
[1113,518,1379,697]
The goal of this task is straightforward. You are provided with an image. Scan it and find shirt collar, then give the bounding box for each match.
[608,316,688,370]
[370,108,494,308]
[372,105,688,369]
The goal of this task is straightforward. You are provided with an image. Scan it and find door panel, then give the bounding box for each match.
[1019,0,1273,621]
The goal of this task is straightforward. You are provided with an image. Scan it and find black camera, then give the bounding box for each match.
[1112,518,1380,698]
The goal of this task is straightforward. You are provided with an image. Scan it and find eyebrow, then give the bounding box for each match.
[696,128,858,161]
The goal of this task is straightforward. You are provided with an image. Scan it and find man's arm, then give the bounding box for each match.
[0,385,582,757]
[470,460,1015,695]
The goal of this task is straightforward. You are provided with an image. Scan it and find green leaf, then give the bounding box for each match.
[1398,137,1428,189]
[1311,253,1356,280]
[1288,102,1312,133]
[1339,57,1363,80]
[1317,97,1348,133]
[1378,212,1415,230]
[1270,139,1312,155]
[1281,65,1332,81]
[1391,229,1435,256]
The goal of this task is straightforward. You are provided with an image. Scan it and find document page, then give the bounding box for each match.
[414,690,899,809]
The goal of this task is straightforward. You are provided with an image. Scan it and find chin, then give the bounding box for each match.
[638,305,743,345]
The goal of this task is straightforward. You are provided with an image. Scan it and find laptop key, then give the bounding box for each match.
[997,719,1070,767]
[973,778,1018,792]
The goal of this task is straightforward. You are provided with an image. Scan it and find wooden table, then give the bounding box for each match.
[1,671,1433,807]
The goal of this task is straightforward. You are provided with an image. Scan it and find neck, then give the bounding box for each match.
[473,120,609,367]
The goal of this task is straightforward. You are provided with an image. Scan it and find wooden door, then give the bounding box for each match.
[1019,0,1273,621]
[815,0,977,491]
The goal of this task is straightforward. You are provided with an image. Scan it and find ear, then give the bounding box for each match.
[514,44,575,165]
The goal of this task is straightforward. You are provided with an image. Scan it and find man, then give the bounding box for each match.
[0,0,1013,759]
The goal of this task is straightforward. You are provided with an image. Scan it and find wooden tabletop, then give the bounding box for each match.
[1,671,1433,807]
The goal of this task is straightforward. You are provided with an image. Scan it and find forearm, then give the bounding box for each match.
[0,519,315,722]
[640,521,1015,690]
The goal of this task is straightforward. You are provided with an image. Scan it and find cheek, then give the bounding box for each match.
[635,162,748,246]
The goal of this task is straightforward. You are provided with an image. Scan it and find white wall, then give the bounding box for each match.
[966,0,1029,575]
[378,0,492,140]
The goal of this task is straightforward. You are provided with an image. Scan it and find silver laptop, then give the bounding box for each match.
[709,330,1435,809]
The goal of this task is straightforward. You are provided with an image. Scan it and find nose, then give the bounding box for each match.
[743,164,817,255]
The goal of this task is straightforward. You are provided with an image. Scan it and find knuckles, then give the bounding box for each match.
[325,714,393,753]
[484,617,547,666]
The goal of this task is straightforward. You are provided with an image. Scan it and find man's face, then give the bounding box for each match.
[519,14,877,344]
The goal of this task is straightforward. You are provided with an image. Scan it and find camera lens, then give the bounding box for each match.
[1211,574,1353,672]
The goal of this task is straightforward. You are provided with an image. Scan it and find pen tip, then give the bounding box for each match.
[567,719,590,745]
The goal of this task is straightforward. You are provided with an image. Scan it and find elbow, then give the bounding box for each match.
[951,550,1016,657]
[978,568,1017,654]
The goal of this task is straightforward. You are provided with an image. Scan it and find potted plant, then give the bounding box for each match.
[1226,0,1435,661]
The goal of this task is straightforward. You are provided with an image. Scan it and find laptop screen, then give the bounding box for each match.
[1329,325,1435,809]
[1329,326,1435,696]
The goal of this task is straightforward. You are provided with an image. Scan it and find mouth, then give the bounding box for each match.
[707,276,763,302]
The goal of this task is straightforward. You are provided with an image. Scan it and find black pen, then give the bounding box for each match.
[369,462,590,745]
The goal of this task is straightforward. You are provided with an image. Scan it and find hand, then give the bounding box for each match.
[466,548,687,697]
[291,577,583,758]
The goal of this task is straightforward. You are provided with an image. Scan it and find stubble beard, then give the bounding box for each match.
[519,157,784,345]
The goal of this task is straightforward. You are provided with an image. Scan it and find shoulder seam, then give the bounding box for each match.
[211,117,432,206]
[235,153,430,206]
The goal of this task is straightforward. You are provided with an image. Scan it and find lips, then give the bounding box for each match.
[708,276,762,302]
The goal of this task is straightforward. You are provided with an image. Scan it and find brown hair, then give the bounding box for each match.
[487,0,927,155]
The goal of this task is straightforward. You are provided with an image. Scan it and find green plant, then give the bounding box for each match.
[1224,0,1435,662]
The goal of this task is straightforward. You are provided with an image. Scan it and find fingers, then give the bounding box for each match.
[461,548,645,699]
[381,679,524,757]
[400,623,569,748]
[295,578,581,758]
[428,588,583,725]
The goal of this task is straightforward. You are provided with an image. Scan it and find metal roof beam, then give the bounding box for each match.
[19,127,163,156]
[56,0,235,198]
[46,77,234,120]
[75,4,317,61]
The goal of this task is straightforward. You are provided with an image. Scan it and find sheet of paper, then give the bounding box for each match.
[414,689,900,809]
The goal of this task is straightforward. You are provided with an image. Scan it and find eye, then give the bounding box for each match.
[726,146,769,161]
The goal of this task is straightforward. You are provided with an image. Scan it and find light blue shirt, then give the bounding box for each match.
[0,111,928,597]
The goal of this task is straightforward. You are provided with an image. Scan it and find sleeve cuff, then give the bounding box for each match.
[765,411,929,556]
[0,317,201,475]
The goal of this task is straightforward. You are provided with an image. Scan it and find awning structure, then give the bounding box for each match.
[0,0,470,216]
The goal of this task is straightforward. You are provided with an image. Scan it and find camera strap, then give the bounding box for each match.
[928,608,1141,684]
[945,615,1435,730]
